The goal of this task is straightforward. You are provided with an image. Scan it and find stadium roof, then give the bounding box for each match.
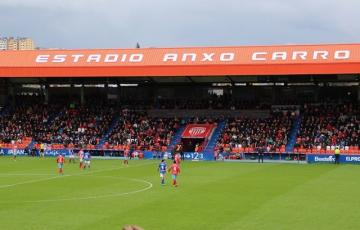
[0,43,360,78]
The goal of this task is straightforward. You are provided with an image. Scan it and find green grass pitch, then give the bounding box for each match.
[0,157,359,230]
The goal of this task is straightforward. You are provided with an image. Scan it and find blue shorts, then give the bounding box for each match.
[57,163,63,169]
[172,174,177,180]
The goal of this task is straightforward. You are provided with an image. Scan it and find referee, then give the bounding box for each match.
[258,146,264,163]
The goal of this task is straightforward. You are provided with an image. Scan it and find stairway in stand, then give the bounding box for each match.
[167,125,186,153]
[97,114,120,148]
[285,116,302,152]
[202,120,227,156]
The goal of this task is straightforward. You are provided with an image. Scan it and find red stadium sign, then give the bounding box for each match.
[182,124,215,139]
[1,43,360,77]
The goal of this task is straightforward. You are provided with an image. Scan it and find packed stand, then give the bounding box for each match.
[0,96,61,148]
[215,110,296,155]
[295,103,360,153]
[34,103,117,149]
[105,109,180,151]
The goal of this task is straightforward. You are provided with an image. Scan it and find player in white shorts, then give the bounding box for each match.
[12,145,18,160]
[68,148,75,163]
[83,152,91,169]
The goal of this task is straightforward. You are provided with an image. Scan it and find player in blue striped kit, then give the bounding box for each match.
[83,151,91,169]
[158,160,167,185]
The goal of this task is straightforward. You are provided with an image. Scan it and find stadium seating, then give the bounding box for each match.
[0,96,61,147]
[215,109,295,155]
[295,103,359,153]
[0,96,358,155]
[37,104,116,148]
[106,110,180,151]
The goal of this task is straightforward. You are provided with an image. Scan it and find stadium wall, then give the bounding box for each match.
[2,148,360,164]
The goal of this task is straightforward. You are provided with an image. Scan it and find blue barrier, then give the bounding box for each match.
[0,148,70,156]
[0,148,27,156]
[0,148,302,161]
[2,148,359,164]
[307,154,360,164]
[143,151,153,159]
[144,151,212,160]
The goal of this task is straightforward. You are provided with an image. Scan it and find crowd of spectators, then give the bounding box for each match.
[295,103,360,151]
[0,96,60,146]
[105,110,180,151]
[34,104,116,148]
[215,110,295,154]
[0,96,117,149]
[0,95,359,155]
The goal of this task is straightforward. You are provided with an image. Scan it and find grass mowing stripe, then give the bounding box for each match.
[0,158,359,230]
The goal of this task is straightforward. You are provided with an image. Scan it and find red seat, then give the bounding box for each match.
[325,149,333,154]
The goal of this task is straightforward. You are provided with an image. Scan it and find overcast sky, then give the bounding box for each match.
[1,0,360,49]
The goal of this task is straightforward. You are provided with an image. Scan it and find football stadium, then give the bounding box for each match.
[0,43,359,229]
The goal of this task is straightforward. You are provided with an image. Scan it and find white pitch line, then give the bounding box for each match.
[0,175,70,189]
[0,161,156,189]
[18,177,153,203]
[76,161,156,176]
[0,173,55,177]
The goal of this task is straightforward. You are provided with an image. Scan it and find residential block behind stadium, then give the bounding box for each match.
[0,43,359,229]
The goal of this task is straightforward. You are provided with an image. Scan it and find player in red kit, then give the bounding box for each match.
[12,144,18,161]
[78,149,84,169]
[124,149,129,165]
[175,153,181,165]
[168,161,181,187]
[56,154,65,174]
